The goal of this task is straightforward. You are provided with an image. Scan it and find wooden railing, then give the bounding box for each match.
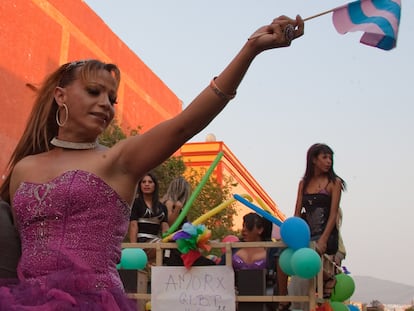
[122,241,326,310]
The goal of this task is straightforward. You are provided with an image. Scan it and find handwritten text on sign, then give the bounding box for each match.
[152,266,235,311]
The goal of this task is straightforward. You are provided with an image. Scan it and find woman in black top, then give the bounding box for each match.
[128,172,168,243]
[294,143,346,255]
[293,143,346,299]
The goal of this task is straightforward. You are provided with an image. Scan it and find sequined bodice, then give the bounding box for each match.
[13,170,131,290]
[301,192,331,238]
[232,253,266,271]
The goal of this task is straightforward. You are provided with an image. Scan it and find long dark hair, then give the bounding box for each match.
[302,143,346,193]
[136,172,161,214]
[243,212,272,241]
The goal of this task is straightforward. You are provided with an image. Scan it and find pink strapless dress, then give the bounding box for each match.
[0,170,137,310]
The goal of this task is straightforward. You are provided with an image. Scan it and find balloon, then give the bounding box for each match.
[256,197,283,240]
[162,194,252,242]
[331,273,356,302]
[222,235,239,243]
[221,235,239,253]
[256,196,275,215]
[280,217,310,250]
[120,248,148,270]
[347,305,360,311]
[278,248,296,276]
[330,301,350,311]
[163,151,224,237]
[272,224,281,240]
[290,248,321,279]
[193,194,251,225]
[233,194,283,226]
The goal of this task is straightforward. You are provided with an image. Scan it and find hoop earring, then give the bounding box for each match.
[56,104,68,127]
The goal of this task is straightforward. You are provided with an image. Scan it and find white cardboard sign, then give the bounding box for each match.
[151,266,236,311]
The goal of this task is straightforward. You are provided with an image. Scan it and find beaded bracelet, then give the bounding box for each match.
[209,77,236,101]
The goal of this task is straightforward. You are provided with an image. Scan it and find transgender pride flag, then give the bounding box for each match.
[332,0,401,50]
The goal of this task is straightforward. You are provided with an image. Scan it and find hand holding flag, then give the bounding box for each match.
[250,0,401,50]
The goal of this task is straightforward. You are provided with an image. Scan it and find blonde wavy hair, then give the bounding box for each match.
[161,177,192,206]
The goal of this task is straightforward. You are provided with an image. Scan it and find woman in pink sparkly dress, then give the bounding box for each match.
[0,15,304,310]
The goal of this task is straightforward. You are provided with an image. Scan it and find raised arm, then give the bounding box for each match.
[165,200,183,227]
[112,15,304,181]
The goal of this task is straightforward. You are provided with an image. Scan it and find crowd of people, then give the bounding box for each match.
[0,11,348,311]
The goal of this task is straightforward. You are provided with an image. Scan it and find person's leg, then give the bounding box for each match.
[276,259,290,311]
[322,255,336,299]
[276,263,288,296]
[288,276,309,311]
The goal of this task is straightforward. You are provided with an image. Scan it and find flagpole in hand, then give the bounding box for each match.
[249,0,401,50]
[248,9,334,41]
[303,8,335,21]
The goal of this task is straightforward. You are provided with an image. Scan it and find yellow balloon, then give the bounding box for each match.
[162,194,252,242]
[193,194,252,225]
[256,196,275,215]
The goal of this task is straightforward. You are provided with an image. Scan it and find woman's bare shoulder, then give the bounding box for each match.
[9,154,43,198]
[12,153,45,175]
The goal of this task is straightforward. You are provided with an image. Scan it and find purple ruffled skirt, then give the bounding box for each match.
[0,270,137,311]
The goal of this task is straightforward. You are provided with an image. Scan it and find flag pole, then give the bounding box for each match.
[303,8,335,21]
[248,8,335,40]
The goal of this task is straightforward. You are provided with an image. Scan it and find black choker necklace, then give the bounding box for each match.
[50,137,97,150]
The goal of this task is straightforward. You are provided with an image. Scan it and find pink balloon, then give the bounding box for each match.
[272,224,281,240]
[222,235,239,243]
[221,235,239,253]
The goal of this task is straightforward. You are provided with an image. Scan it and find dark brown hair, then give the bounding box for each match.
[243,212,272,241]
[302,143,346,194]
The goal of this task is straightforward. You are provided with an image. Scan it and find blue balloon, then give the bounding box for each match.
[233,194,282,226]
[120,248,148,270]
[348,305,360,311]
[280,217,310,250]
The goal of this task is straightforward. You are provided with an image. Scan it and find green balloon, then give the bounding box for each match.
[163,151,224,237]
[120,248,148,270]
[278,248,296,276]
[290,248,321,279]
[331,274,356,302]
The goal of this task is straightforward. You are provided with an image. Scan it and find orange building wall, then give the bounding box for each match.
[0,0,182,176]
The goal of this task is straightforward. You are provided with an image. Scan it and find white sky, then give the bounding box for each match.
[84,0,414,287]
